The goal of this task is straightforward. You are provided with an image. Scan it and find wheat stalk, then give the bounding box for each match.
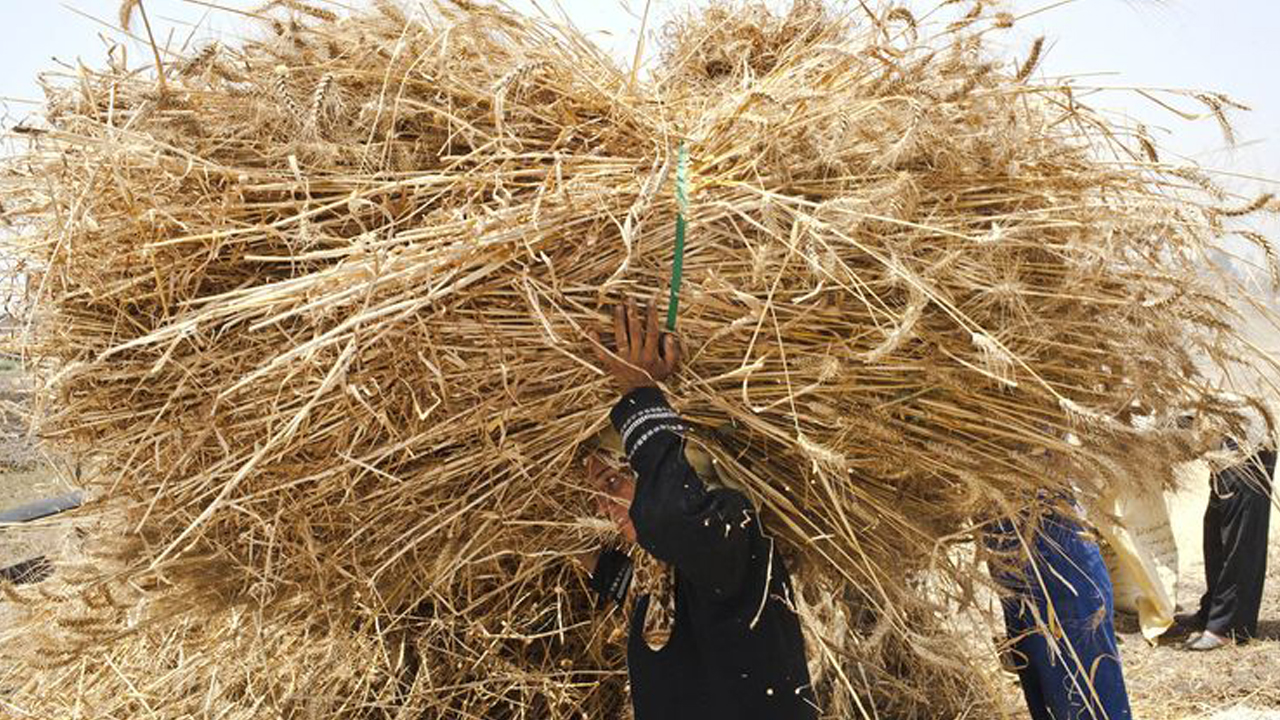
[2,2,1275,718]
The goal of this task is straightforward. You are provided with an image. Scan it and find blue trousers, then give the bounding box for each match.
[988,516,1132,720]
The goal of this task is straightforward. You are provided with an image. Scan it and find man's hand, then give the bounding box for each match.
[593,297,681,396]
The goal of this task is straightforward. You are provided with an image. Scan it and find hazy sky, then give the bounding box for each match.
[3,1,1276,171]
[2,1,1277,250]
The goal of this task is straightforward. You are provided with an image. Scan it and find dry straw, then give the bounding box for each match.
[2,0,1277,717]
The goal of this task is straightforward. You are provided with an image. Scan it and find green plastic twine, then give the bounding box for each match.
[666,143,689,331]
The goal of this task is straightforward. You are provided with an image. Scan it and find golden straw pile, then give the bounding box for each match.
[2,0,1277,717]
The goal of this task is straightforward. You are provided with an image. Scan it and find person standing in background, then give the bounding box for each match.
[1186,434,1276,651]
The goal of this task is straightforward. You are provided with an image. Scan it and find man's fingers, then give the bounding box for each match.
[661,333,681,375]
[593,332,611,365]
[612,304,627,355]
[626,297,642,361]
[642,296,661,362]
[594,333,631,384]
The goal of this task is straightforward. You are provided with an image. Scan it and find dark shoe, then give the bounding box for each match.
[1172,612,1205,634]
[1164,614,1204,642]
[1184,631,1230,652]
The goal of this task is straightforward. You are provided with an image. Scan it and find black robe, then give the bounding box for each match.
[1196,443,1276,639]
[590,387,816,720]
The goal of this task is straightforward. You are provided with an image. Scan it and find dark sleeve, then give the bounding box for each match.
[588,548,633,610]
[610,387,755,600]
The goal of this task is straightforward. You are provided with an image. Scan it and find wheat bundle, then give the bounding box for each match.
[2,0,1277,717]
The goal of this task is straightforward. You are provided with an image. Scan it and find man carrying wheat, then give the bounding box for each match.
[580,299,816,720]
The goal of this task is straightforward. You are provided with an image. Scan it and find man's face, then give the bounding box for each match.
[588,454,637,544]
